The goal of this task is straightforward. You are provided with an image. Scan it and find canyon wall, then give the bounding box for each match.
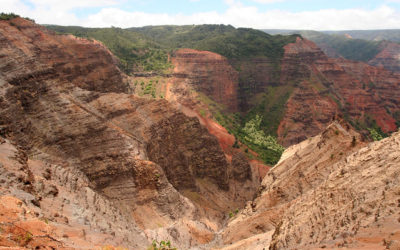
[0,18,255,249]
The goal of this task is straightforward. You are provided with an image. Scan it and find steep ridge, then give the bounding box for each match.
[0,18,258,249]
[277,37,400,146]
[219,120,400,249]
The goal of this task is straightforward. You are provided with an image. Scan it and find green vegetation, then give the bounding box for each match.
[239,115,284,165]
[228,208,239,218]
[131,77,166,98]
[0,12,34,22]
[352,114,388,141]
[245,85,293,137]
[47,24,297,75]
[132,25,299,61]
[45,25,172,74]
[0,12,19,20]
[149,240,176,250]
[367,128,384,141]
[196,92,285,165]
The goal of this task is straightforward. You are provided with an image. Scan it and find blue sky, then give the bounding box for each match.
[2,0,400,30]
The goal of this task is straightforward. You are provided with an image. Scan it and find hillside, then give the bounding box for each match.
[220,120,400,249]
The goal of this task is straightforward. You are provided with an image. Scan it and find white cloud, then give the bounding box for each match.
[1,0,400,30]
[81,5,400,30]
[29,0,118,10]
[252,0,286,3]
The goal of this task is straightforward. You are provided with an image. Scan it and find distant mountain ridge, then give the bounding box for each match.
[262,29,400,75]
[263,29,400,42]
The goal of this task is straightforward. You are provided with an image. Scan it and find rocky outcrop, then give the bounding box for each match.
[0,138,149,249]
[220,120,400,249]
[270,129,400,249]
[280,37,327,83]
[147,112,229,190]
[369,41,400,73]
[231,152,252,182]
[0,18,126,93]
[171,48,238,111]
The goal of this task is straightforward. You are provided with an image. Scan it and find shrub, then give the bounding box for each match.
[232,138,240,148]
[351,136,357,147]
[149,240,176,250]
[0,12,19,20]
[367,128,384,141]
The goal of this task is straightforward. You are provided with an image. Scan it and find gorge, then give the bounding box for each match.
[0,16,400,249]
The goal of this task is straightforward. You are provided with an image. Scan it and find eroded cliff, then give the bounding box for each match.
[0,18,257,249]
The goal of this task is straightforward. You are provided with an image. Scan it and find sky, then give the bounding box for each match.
[1,0,400,30]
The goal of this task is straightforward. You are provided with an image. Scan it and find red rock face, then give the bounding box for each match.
[332,58,399,132]
[0,17,125,93]
[277,82,338,146]
[369,41,400,73]
[171,49,239,111]
[278,37,400,145]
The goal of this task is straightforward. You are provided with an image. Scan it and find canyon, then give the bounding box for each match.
[0,17,399,250]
